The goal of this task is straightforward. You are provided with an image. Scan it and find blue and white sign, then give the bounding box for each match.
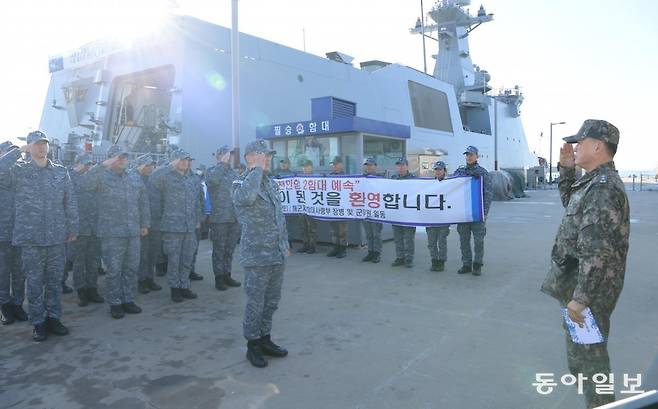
[258,116,410,140]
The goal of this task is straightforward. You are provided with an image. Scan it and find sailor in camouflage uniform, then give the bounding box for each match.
[0,131,78,341]
[452,146,493,276]
[0,141,27,326]
[232,139,289,368]
[541,120,629,409]
[69,153,105,307]
[83,145,150,319]
[361,157,382,264]
[206,145,242,291]
[426,161,450,272]
[151,150,203,303]
[297,160,317,254]
[326,156,348,259]
[133,154,163,295]
[390,157,417,268]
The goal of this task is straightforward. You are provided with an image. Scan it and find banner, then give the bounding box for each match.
[275,175,483,226]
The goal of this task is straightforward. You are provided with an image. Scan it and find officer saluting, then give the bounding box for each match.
[0,131,78,341]
[232,139,289,368]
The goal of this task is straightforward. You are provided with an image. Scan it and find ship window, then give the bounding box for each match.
[408,81,453,133]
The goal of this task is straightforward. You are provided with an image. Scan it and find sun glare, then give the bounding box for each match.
[91,0,173,45]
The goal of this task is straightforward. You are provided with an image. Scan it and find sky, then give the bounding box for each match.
[1,0,657,171]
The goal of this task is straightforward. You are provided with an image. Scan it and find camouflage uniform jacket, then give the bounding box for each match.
[232,167,289,267]
[70,168,98,236]
[83,164,150,238]
[0,148,79,246]
[452,163,493,216]
[541,162,629,314]
[151,166,203,233]
[205,162,238,223]
[146,166,167,230]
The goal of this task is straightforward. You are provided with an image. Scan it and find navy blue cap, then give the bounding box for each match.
[363,157,377,166]
[463,146,479,155]
[433,160,447,170]
[395,157,408,165]
[135,154,156,166]
[107,144,128,159]
[25,131,49,144]
[214,145,234,156]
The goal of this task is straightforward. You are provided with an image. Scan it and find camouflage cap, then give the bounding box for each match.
[433,160,447,170]
[107,144,128,159]
[170,150,193,161]
[135,153,156,167]
[463,145,479,155]
[214,145,234,156]
[329,156,343,165]
[363,156,377,166]
[395,157,408,165]
[25,130,49,144]
[563,119,620,145]
[74,152,94,165]
[244,139,276,155]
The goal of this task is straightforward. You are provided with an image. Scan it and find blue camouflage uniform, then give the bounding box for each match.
[151,159,203,291]
[0,147,78,325]
[206,160,241,281]
[452,148,493,269]
[134,155,160,285]
[0,145,25,320]
[233,164,289,341]
[69,164,100,292]
[83,151,150,307]
[426,162,450,265]
[391,168,417,264]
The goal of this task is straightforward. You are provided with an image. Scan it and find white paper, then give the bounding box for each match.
[562,307,605,345]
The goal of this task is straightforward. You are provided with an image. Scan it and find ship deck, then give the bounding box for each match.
[2,188,657,409]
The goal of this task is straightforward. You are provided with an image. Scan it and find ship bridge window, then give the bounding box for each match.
[408,81,453,133]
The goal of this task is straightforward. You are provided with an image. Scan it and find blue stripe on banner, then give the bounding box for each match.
[471,177,484,222]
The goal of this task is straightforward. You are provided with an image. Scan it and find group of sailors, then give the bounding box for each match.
[0,131,491,346]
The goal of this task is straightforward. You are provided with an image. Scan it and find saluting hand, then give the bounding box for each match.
[559,143,575,168]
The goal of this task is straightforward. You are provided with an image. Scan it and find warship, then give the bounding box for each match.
[39,0,537,179]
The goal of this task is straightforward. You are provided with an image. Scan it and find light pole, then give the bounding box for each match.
[549,121,566,183]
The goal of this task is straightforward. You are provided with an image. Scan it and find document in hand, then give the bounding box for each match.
[562,307,605,345]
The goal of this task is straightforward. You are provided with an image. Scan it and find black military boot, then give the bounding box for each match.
[361,251,374,262]
[87,288,105,304]
[122,302,142,314]
[77,289,89,307]
[215,276,228,291]
[224,274,241,288]
[326,245,339,257]
[260,334,288,357]
[171,288,183,303]
[472,263,483,276]
[179,288,198,299]
[371,252,381,263]
[61,282,73,294]
[189,271,204,281]
[33,323,47,342]
[430,259,439,271]
[458,264,472,274]
[1,302,16,325]
[138,280,151,294]
[246,339,268,368]
[110,305,124,319]
[435,260,445,272]
[335,246,347,259]
[405,258,414,268]
[391,258,405,267]
[12,304,28,322]
[146,278,162,291]
[45,317,69,336]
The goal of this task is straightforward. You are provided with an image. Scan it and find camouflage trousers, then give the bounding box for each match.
[564,309,614,408]
[21,244,65,325]
[138,230,161,281]
[329,221,348,246]
[191,227,201,272]
[363,221,383,253]
[0,242,24,306]
[243,264,285,340]
[457,222,486,265]
[300,215,317,248]
[426,226,450,261]
[162,232,197,289]
[101,236,140,306]
[393,225,416,261]
[72,235,100,290]
[210,222,240,276]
